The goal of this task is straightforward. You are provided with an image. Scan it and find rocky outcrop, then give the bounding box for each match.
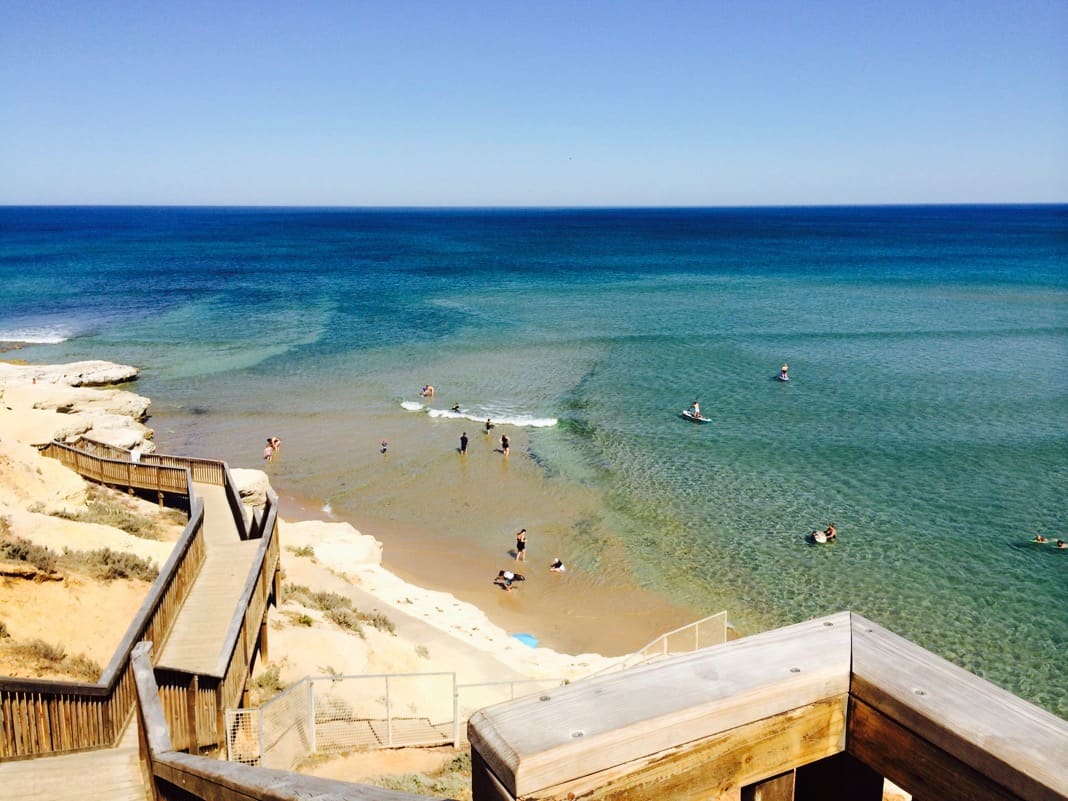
[0,360,139,387]
[230,468,272,508]
[0,361,153,451]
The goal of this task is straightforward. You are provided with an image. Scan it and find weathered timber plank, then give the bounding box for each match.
[153,751,449,800]
[848,697,1042,801]
[524,696,846,801]
[470,612,851,797]
[850,615,1068,800]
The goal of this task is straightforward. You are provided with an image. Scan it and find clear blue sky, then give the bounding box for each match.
[1,0,1065,205]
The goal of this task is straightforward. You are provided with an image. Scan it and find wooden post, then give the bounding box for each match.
[185,676,199,754]
[794,752,882,801]
[259,613,269,664]
[215,680,226,752]
[742,770,796,801]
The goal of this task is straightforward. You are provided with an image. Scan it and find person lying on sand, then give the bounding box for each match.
[494,570,525,591]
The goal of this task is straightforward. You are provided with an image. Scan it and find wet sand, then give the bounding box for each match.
[265,412,704,659]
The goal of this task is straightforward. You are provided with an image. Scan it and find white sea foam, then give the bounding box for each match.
[321,502,334,517]
[401,401,425,411]
[424,407,557,428]
[0,328,69,344]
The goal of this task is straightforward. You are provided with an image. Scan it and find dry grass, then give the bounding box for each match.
[1,638,102,682]
[49,485,185,540]
[0,535,59,573]
[360,751,472,800]
[1,535,158,582]
[62,547,159,582]
[284,583,395,636]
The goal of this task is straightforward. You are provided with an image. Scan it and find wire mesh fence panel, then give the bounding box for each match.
[225,707,261,765]
[311,673,456,753]
[259,679,315,770]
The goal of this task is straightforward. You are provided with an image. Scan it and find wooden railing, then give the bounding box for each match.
[468,611,1068,801]
[131,643,446,801]
[153,490,281,753]
[2,438,276,760]
[40,440,189,498]
[0,483,206,759]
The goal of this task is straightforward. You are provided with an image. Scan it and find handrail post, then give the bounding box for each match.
[452,676,460,747]
[385,675,393,748]
[307,678,316,756]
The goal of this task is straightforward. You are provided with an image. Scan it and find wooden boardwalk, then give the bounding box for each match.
[0,481,261,799]
[0,722,145,801]
[155,482,259,674]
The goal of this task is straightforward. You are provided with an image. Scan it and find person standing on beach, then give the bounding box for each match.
[460,431,468,455]
[500,433,510,455]
[515,528,527,562]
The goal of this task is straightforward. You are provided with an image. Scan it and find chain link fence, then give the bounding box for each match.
[228,672,535,769]
[226,612,729,768]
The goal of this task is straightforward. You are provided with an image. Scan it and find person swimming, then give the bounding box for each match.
[451,403,460,412]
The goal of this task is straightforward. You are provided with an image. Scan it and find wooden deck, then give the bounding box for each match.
[0,722,146,801]
[156,482,260,675]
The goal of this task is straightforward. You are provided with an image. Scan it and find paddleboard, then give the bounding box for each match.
[681,410,711,424]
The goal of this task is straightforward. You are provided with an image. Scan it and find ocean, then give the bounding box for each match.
[2,205,1065,717]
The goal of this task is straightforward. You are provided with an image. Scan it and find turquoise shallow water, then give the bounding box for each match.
[2,205,1065,716]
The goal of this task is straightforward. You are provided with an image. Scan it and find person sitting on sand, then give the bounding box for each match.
[494,570,525,591]
[549,557,566,573]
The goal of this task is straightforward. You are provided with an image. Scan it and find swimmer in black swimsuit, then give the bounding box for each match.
[515,528,527,562]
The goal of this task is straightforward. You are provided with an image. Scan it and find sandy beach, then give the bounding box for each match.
[0,359,703,692]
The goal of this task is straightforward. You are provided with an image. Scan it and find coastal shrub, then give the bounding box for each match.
[296,614,314,627]
[283,582,313,606]
[63,547,159,582]
[20,638,67,662]
[310,591,352,612]
[7,639,102,681]
[362,610,395,635]
[0,516,10,536]
[0,536,59,573]
[288,544,315,558]
[252,664,284,696]
[370,769,471,800]
[63,653,102,681]
[282,583,393,634]
[325,609,365,637]
[51,486,180,539]
[415,644,429,659]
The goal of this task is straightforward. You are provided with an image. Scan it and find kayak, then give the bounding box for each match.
[681,410,712,424]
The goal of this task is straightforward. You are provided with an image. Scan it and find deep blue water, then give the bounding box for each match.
[2,205,1066,717]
